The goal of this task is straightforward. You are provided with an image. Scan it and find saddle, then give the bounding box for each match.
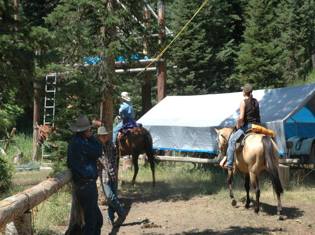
[234,131,257,152]
[234,125,275,152]
[118,122,142,141]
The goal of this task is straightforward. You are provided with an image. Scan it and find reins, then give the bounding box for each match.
[218,127,246,181]
[218,127,235,156]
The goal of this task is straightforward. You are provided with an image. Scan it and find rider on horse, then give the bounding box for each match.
[113,92,135,145]
[223,84,261,170]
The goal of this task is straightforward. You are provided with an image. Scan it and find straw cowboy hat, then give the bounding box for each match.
[121,91,131,101]
[95,126,109,137]
[70,115,91,132]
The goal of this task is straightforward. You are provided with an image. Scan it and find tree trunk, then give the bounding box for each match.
[157,1,166,102]
[142,4,152,115]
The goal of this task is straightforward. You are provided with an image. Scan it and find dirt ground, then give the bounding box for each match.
[94,190,314,235]
[53,166,315,235]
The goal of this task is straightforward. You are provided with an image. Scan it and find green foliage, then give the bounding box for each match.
[236,0,285,89]
[274,0,313,83]
[0,160,13,194]
[168,0,244,94]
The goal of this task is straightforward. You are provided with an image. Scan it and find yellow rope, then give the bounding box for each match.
[135,0,209,78]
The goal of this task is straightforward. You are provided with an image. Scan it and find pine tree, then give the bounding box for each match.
[236,0,285,89]
[168,0,244,94]
[274,0,313,84]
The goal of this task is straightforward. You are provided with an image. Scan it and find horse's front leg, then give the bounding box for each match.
[227,170,237,206]
[131,154,139,186]
[244,173,250,209]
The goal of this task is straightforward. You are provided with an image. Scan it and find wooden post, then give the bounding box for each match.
[142,3,153,115]
[279,164,290,185]
[157,1,166,102]
[4,128,16,151]
[100,0,116,140]
[33,53,41,161]
[5,210,32,235]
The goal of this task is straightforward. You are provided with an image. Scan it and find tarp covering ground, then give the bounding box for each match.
[138,83,315,155]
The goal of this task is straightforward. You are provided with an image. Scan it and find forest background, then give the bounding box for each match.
[1,0,315,172]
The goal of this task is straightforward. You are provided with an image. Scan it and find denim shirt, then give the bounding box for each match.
[119,101,135,124]
[67,133,102,183]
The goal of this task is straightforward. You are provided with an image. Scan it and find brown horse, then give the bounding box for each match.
[118,126,159,188]
[215,127,283,219]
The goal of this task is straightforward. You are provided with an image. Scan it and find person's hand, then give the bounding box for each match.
[114,116,121,123]
[81,129,92,139]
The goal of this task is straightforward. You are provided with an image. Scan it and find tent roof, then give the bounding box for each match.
[138,83,315,155]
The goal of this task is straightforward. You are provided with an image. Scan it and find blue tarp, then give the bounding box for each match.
[285,106,315,138]
[83,54,149,65]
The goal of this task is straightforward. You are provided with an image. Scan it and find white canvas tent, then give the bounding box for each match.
[137,83,315,155]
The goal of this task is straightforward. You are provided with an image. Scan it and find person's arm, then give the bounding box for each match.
[80,129,103,159]
[236,100,245,129]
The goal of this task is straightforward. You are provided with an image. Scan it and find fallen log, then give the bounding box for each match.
[0,170,72,228]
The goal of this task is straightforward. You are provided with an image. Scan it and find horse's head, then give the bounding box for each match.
[214,127,233,159]
[37,124,53,146]
[91,119,102,134]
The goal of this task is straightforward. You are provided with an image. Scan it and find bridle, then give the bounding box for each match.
[216,127,235,156]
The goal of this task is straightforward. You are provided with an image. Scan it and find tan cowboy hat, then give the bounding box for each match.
[95,126,109,136]
[121,91,131,101]
[70,115,91,132]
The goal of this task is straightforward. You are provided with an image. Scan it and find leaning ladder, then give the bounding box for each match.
[43,74,57,126]
[41,73,57,167]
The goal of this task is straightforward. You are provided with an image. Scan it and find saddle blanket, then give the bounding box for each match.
[119,122,142,135]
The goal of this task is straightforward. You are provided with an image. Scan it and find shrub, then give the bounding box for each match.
[0,159,14,194]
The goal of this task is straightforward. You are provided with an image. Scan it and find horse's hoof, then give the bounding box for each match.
[231,199,237,206]
[277,212,284,220]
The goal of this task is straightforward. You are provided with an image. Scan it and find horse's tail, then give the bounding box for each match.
[262,135,283,196]
[143,130,159,165]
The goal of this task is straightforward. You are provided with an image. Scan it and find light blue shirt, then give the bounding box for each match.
[119,101,135,124]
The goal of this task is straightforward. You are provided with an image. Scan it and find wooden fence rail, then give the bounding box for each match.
[0,170,72,228]
[157,155,300,165]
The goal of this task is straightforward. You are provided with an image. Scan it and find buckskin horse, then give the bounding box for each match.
[215,127,283,220]
[93,120,159,188]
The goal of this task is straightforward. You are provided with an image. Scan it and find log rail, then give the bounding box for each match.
[0,170,72,228]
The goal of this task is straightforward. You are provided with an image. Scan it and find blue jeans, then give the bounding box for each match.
[74,181,103,235]
[113,122,123,144]
[226,124,253,167]
[101,179,126,222]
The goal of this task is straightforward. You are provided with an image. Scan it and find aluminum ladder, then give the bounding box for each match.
[41,73,57,168]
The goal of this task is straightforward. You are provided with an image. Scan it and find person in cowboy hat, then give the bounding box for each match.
[113,91,135,144]
[96,126,127,227]
[67,115,103,234]
[223,84,261,170]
